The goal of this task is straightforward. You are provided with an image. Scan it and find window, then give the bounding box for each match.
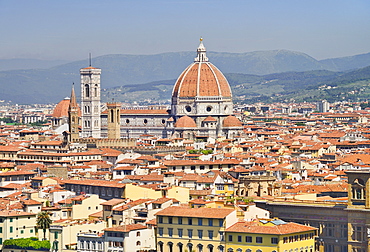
[271,237,278,244]
[136,231,140,237]
[219,231,225,241]
[340,224,348,238]
[178,217,183,225]
[168,228,173,238]
[158,216,163,223]
[352,225,366,241]
[188,229,193,238]
[237,235,242,242]
[216,184,225,190]
[208,219,213,226]
[0,227,2,233]
[198,230,203,239]
[54,232,58,239]
[10,226,13,233]
[168,217,173,224]
[178,229,183,238]
[159,228,163,237]
[10,218,13,222]
[228,235,233,242]
[198,218,203,226]
[256,237,263,243]
[246,236,252,243]
[219,219,223,227]
[136,241,141,246]
[188,218,193,225]
[208,230,213,240]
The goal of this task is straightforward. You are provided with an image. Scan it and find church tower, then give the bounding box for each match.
[68,84,79,142]
[80,65,101,138]
[107,102,121,139]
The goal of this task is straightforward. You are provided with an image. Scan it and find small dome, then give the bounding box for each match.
[223,115,242,127]
[175,116,196,128]
[203,116,217,122]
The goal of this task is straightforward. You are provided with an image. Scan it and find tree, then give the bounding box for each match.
[36,212,52,240]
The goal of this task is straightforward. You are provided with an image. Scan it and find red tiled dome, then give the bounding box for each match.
[172,39,231,99]
[223,115,242,127]
[175,116,196,128]
[52,98,70,118]
[203,116,217,122]
[52,98,81,118]
[172,62,231,98]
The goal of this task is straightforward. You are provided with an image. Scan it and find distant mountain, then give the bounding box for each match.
[0,50,370,104]
[0,59,68,71]
[319,52,370,71]
[101,66,370,104]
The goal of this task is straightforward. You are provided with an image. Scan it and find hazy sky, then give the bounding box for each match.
[1,0,370,61]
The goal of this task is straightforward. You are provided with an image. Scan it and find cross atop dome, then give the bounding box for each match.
[194,37,208,62]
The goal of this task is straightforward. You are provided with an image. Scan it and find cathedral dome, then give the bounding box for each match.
[52,97,70,118]
[52,97,81,118]
[223,115,242,127]
[175,116,197,128]
[172,39,232,99]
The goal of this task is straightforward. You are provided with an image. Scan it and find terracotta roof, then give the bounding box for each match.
[175,116,196,128]
[52,98,81,118]
[172,61,231,98]
[100,198,126,206]
[0,210,36,217]
[104,224,147,232]
[223,115,243,127]
[155,206,234,218]
[226,220,317,235]
[203,116,217,122]
[63,179,125,188]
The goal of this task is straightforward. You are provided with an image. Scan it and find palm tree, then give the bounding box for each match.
[36,211,52,240]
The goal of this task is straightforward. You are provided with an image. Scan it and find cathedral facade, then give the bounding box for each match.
[63,39,243,141]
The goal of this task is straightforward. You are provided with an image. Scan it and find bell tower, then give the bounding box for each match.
[107,102,121,139]
[80,64,101,138]
[68,83,79,142]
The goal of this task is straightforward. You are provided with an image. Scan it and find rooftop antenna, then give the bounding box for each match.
[89,53,92,67]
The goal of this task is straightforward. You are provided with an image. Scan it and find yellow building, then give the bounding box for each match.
[155,206,237,252]
[0,210,37,249]
[225,219,317,252]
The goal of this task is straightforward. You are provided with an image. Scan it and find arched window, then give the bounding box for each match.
[85,84,90,97]
[158,241,164,252]
[136,231,140,237]
[110,110,114,123]
[177,243,183,252]
[207,244,214,252]
[168,242,173,252]
[136,241,141,246]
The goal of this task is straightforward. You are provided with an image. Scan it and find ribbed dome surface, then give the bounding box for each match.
[172,62,231,98]
[52,98,70,118]
[175,116,196,128]
[52,97,81,118]
[223,115,242,127]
